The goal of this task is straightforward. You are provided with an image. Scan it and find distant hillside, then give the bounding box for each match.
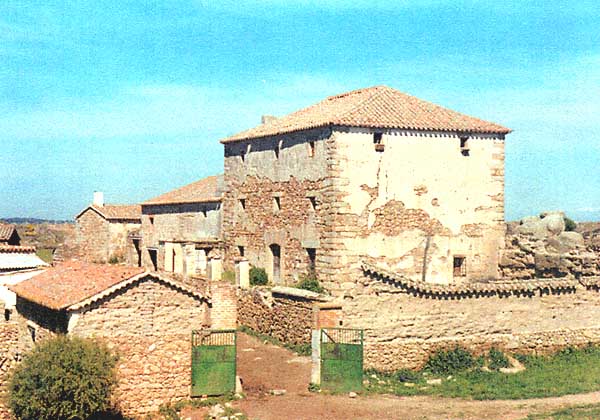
[1,217,72,225]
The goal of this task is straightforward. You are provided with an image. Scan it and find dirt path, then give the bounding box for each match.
[191,333,600,420]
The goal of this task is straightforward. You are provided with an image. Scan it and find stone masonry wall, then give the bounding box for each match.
[222,128,330,285]
[70,278,208,417]
[343,273,600,371]
[324,128,506,292]
[237,288,316,345]
[0,305,34,420]
[75,209,110,263]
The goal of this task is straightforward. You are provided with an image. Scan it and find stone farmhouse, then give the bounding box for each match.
[139,174,224,275]
[75,193,141,264]
[221,85,509,292]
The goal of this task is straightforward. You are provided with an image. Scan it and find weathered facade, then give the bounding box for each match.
[75,195,141,264]
[221,86,510,292]
[140,175,223,276]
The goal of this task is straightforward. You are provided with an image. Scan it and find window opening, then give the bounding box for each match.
[453,256,466,277]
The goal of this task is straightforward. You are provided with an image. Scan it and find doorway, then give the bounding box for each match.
[269,244,281,284]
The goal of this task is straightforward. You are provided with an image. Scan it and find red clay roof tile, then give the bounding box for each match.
[221,85,511,143]
[143,175,223,205]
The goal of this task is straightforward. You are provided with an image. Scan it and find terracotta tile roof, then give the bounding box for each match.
[222,85,511,143]
[0,224,17,241]
[76,204,141,221]
[0,245,36,254]
[143,175,224,205]
[10,262,145,310]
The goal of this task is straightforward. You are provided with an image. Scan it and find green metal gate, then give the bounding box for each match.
[191,329,236,397]
[320,328,363,393]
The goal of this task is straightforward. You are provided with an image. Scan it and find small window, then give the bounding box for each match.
[240,149,246,162]
[460,136,470,156]
[4,309,10,321]
[273,196,281,212]
[308,196,317,211]
[308,140,315,158]
[453,256,466,277]
[373,132,384,152]
[239,198,246,210]
[149,216,154,225]
[275,140,282,159]
[238,246,245,257]
[307,248,316,272]
[148,249,158,271]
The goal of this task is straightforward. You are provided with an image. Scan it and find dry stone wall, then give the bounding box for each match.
[343,272,600,371]
[238,287,324,345]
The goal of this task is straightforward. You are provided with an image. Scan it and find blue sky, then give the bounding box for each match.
[1,0,599,221]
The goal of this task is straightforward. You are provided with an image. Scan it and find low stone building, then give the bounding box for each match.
[140,175,223,276]
[0,224,20,246]
[75,193,141,264]
[7,261,233,417]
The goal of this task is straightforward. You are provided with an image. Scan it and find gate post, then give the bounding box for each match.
[235,258,250,289]
[311,329,321,385]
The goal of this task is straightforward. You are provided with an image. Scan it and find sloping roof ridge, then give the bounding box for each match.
[142,174,224,205]
[67,271,208,311]
[326,84,386,101]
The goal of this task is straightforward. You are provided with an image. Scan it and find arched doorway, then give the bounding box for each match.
[269,244,281,284]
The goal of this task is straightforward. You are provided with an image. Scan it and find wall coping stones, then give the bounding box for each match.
[361,260,599,299]
[271,286,331,302]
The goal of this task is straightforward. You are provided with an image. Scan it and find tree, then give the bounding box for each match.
[8,335,118,420]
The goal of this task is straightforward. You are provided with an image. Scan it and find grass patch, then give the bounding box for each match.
[156,394,242,420]
[222,270,236,283]
[367,345,600,400]
[238,325,311,356]
[527,403,600,419]
[36,248,53,263]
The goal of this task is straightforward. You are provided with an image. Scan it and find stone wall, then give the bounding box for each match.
[209,282,238,329]
[75,209,110,263]
[0,304,34,420]
[69,278,208,417]
[222,128,330,285]
[75,209,140,264]
[343,272,600,371]
[323,128,506,293]
[237,287,327,345]
[140,203,222,274]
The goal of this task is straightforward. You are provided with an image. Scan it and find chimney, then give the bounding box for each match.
[261,115,277,124]
[93,191,104,207]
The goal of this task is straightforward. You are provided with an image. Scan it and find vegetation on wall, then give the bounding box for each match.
[249,267,268,286]
[564,216,577,232]
[8,336,118,420]
[296,272,324,293]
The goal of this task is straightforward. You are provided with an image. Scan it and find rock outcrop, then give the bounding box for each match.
[501,212,599,280]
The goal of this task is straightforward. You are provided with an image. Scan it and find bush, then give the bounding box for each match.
[222,270,235,283]
[8,335,119,420]
[488,347,510,370]
[249,267,268,286]
[564,216,577,232]
[425,346,475,375]
[296,273,324,293]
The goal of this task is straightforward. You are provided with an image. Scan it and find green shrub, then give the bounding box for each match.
[488,347,510,370]
[8,335,118,420]
[296,273,324,293]
[564,216,577,232]
[249,267,268,286]
[425,346,475,375]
